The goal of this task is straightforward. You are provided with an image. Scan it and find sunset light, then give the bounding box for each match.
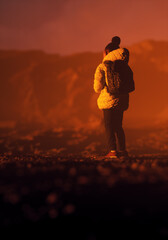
[0,0,168,238]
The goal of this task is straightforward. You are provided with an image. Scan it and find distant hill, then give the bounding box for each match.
[0,40,168,131]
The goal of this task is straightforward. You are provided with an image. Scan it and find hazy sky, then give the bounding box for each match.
[0,0,168,54]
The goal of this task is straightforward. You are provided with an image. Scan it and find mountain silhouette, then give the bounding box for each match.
[0,40,167,131]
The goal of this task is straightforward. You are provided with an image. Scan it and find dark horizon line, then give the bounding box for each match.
[0,38,168,56]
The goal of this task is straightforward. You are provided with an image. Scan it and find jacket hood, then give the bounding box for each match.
[103,48,129,63]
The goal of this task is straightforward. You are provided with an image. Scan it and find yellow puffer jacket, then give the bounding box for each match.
[93,48,129,110]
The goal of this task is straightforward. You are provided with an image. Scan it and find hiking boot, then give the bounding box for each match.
[105,150,118,159]
[118,150,129,160]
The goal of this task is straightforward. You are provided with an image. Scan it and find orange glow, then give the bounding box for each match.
[0,40,168,130]
[0,0,168,54]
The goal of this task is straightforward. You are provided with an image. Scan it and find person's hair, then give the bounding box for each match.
[111,36,121,46]
[104,36,121,55]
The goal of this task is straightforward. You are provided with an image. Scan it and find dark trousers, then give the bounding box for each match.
[102,108,126,151]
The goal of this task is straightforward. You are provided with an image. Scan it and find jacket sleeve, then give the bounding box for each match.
[93,63,106,93]
[128,68,135,93]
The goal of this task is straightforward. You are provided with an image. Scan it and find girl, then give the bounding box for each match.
[93,36,134,159]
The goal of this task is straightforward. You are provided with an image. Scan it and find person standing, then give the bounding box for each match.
[93,36,135,159]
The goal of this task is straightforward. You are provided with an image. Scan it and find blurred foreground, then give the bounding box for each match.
[0,127,168,239]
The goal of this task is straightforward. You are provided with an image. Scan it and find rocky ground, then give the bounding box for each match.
[0,127,168,239]
[1,152,168,239]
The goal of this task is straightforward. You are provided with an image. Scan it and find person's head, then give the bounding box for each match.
[111,36,121,47]
[104,36,121,57]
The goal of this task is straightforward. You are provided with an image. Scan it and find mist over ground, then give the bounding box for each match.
[0,40,167,155]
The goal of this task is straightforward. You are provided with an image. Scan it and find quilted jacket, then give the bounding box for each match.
[93,48,131,110]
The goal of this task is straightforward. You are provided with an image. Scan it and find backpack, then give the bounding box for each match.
[104,60,135,95]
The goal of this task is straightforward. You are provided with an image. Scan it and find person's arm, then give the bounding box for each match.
[93,63,106,93]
